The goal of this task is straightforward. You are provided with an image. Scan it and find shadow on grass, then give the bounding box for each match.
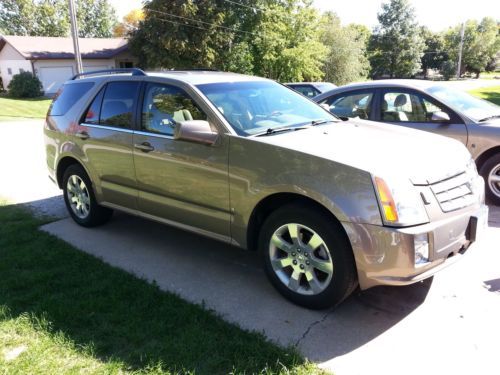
[475,90,500,106]
[0,202,311,374]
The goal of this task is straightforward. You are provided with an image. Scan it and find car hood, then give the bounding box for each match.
[255,119,472,185]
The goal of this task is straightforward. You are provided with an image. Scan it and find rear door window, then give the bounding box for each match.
[321,91,374,119]
[99,82,140,129]
[49,82,94,116]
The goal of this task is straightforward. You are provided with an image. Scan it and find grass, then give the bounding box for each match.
[0,95,51,121]
[0,201,324,375]
[478,71,500,80]
[468,85,500,106]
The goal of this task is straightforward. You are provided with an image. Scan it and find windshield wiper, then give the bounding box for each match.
[478,115,500,122]
[252,125,310,137]
[310,119,337,126]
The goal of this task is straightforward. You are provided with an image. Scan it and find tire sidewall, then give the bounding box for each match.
[259,204,357,309]
[479,154,500,205]
[62,164,99,226]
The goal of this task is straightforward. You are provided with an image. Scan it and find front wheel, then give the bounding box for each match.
[479,154,500,205]
[259,204,358,309]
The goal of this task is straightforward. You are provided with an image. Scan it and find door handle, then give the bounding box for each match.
[134,142,154,152]
[75,131,89,140]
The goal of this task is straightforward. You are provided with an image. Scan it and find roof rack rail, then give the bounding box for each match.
[71,68,146,80]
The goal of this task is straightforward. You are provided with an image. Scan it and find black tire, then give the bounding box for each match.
[479,154,500,206]
[259,203,358,309]
[62,164,113,227]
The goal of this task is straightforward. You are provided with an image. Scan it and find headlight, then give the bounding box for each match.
[374,176,429,226]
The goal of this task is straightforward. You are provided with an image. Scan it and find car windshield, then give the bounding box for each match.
[427,85,500,122]
[196,80,337,136]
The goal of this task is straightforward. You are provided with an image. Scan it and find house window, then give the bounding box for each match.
[119,61,134,68]
[7,68,12,75]
[19,68,25,73]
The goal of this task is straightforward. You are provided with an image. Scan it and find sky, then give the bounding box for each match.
[110,0,500,31]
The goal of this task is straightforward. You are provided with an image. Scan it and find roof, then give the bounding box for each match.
[0,35,128,60]
[147,71,268,85]
[73,70,270,86]
[340,79,438,90]
[313,79,446,101]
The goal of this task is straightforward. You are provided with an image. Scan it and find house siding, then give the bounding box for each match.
[0,44,33,89]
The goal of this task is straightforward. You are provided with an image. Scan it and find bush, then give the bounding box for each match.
[7,72,43,98]
[440,61,457,81]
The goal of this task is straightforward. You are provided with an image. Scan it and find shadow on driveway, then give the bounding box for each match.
[34,196,432,364]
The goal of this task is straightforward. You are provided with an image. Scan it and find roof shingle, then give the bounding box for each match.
[0,35,128,60]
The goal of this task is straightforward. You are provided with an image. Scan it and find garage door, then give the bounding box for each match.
[83,65,110,73]
[39,66,74,94]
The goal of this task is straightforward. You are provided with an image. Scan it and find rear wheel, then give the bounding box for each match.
[62,164,113,227]
[479,154,500,205]
[259,204,358,309]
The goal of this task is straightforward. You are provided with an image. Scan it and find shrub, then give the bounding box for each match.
[7,72,44,98]
[440,61,457,81]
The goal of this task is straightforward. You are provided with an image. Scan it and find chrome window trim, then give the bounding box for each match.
[82,123,134,134]
[134,130,174,140]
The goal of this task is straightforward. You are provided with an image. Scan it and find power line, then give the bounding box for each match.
[222,0,264,13]
[148,9,260,37]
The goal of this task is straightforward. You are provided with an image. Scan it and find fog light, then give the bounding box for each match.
[414,233,429,266]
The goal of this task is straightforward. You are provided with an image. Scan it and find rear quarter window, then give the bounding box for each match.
[49,82,95,116]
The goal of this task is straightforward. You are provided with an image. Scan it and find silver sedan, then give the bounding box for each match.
[314,80,500,205]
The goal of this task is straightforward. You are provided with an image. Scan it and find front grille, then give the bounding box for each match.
[430,172,476,212]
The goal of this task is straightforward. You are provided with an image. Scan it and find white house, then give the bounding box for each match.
[0,35,138,95]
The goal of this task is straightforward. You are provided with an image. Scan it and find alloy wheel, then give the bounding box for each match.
[488,164,500,199]
[269,223,334,296]
[66,175,91,219]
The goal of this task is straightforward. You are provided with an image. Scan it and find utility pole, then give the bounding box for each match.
[68,0,83,75]
[456,22,465,79]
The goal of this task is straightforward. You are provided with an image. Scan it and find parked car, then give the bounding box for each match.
[285,82,337,98]
[45,70,488,309]
[314,80,500,205]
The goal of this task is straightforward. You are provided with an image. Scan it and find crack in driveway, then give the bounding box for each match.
[294,308,334,347]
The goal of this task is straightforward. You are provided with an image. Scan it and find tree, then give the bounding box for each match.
[77,0,117,38]
[319,13,370,85]
[420,27,448,78]
[0,0,39,36]
[0,0,116,38]
[113,9,144,37]
[129,0,253,69]
[130,0,327,82]
[36,0,69,37]
[250,1,327,81]
[445,18,500,77]
[368,0,424,78]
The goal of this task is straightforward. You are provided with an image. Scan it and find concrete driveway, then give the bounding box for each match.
[1,119,500,375]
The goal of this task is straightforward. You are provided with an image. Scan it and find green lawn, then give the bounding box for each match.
[478,71,500,80]
[0,95,51,121]
[468,85,500,106]
[0,201,324,375]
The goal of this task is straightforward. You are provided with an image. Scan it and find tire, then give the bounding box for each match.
[259,204,358,309]
[62,164,113,227]
[479,154,500,206]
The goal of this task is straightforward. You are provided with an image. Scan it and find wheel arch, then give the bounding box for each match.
[246,192,348,251]
[56,155,90,189]
[475,146,500,172]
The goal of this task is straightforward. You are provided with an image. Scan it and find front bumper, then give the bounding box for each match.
[342,204,489,290]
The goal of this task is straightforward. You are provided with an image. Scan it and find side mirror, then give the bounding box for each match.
[431,111,451,122]
[174,120,218,145]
